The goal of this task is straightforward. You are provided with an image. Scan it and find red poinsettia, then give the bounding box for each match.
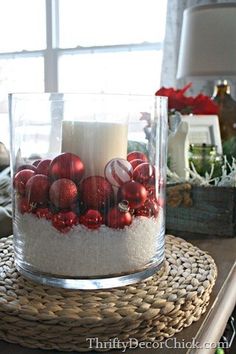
[155,84,219,115]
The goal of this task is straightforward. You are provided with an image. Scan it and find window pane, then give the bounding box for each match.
[0,0,46,52]
[0,56,44,110]
[0,56,44,147]
[58,50,162,95]
[59,0,167,47]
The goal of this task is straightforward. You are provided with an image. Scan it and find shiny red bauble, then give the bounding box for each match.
[133,163,155,186]
[16,164,37,173]
[52,211,79,233]
[49,178,78,209]
[106,207,132,229]
[35,207,52,220]
[36,159,51,176]
[118,181,147,209]
[80,176,113,209]
[25,174,50,204]
[79,209,103,230]
[129,158,144,170]
[17,197,34,214]
[49,153,85,183]
[135,199,159,218]
[14,169,36,195]
[127,151,148,163]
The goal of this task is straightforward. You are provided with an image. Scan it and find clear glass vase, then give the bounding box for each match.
[9,93,168,289]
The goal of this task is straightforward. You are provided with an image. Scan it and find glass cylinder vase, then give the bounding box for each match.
[9,93,168,289]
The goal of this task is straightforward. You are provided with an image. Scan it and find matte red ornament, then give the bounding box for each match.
[52,211,79,233]
[106,207,132,229]
[17,197,35,214]
[16,164,37,173]
[129,158,144,170]
[80,176,114,209]
[79,209,103,229]
[133,162,156,186]
[119,181,147,209]
[135,199,159,218]
[49,152,85,183]
[35,207,52,220]
[36,159,51,176]
[25,174,50,204]
[49,178,78,209]
[127,151,148,163]
[14,169,36,195]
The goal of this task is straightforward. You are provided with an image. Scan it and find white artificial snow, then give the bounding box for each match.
[14,211,164,277]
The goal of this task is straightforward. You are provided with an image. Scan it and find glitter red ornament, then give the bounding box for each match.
[133,163,156,186]
[25,174,50,204]
[80,176,114,210]
[79,209,103,229]
[49,178,78,209]
[104,158,133,187]
[35,207,52,220]
[127,151,148,163]
[49,152,85,183]
[14,169,36,195]
[135,199,159,218]
[106,205,132,229]
[52,211,79,233]
[118,181,147,209]
[36,159,51,176]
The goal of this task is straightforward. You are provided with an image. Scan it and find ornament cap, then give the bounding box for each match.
[118,200,130,213]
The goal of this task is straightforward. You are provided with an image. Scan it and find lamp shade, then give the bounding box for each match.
[177,3,236,79]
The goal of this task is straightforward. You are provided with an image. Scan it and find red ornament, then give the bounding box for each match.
[80,176,114,209]
[14,169,36,195]
[35,207,52,220]
[52,211,79,233]
[135,199,159,218]
[106,206,132,229]
[133,163,156,186]
[79,209,103,229]
[16,164,37,173]
[49,178,78,209]
[127,151,148,163]
[25,174,50,204]
[104,158,133,187]
[17,197,35,214]
[36,159,51,176]
[118,181,147,209]
[129,158,144,170]
[32,159,41,167]
[49,153,85,183]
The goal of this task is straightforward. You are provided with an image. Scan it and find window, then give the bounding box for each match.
[0,0,167,147]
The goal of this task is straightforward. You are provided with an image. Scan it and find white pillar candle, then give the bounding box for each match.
[61,121,128,177]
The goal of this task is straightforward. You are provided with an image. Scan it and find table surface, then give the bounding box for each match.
[0,237,235,354]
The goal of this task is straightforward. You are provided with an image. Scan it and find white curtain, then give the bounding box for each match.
[161,0,236,96]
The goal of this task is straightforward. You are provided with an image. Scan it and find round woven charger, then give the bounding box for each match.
[0,235,217,352]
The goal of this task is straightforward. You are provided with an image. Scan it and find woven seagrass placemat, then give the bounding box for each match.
[0,235,217,352]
